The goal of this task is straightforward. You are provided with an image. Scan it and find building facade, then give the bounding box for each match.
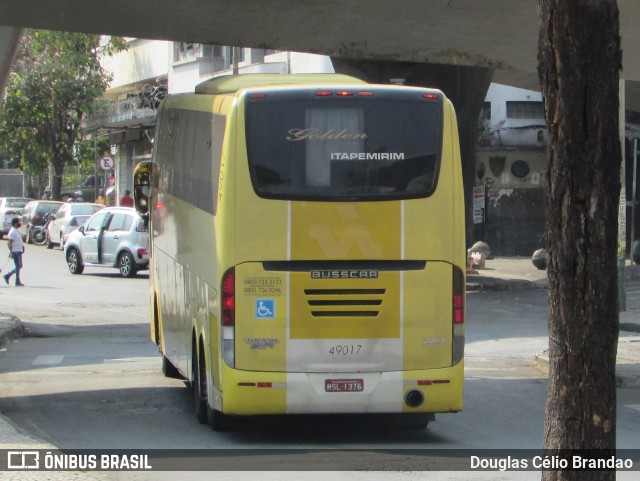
[89,40,640,256]
[86,39,333,204]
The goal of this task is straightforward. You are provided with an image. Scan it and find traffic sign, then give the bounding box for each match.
[99,156,114,171]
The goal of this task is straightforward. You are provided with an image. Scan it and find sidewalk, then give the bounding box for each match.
[0,258,639,469]
[468,257,640,388]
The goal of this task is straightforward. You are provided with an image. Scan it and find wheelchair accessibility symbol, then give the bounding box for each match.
[255,299,275,319]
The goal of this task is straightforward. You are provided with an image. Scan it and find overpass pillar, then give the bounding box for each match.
[332,59,494,247]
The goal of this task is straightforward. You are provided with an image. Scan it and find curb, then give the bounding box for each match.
[467,262,640,293]
[536,354,639,389]
[0,313,23,348]
[467,277,547,292]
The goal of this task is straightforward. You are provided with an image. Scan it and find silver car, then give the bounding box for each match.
[0,197,31,239]
[64,207,149,278]
[46,202,105,249]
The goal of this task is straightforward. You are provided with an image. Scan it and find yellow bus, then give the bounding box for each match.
[134,73,465,430]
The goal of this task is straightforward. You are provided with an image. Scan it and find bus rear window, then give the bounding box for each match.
[245,94,443,201]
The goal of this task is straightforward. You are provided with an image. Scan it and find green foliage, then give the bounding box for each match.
[0,30,127,195]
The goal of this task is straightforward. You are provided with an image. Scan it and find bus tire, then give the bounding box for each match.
[407,413,433,430]
[208,405,232,432]
[192,344,208,424]
[162,355,183,379]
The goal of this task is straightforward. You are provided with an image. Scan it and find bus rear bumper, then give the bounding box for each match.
[220,363,463,416]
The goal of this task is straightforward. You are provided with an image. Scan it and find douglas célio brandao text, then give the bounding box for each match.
[470,455,634,471]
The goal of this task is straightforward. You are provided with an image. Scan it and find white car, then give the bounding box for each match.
[0,197,31,239]
[47,202,105,249]
[64,207,149,278]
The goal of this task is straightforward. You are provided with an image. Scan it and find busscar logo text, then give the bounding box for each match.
[311,270,379,279]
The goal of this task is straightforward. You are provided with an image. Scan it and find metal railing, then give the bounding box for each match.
[84,84,167,129]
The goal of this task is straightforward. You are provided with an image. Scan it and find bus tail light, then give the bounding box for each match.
[452,265,465,365]
[221,268,235,368]
[136,219,148,232]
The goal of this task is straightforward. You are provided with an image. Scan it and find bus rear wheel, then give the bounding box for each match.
[208,404,232,432]
[162,355,183,379]
[191,338,232,430]
[192,345,208,424]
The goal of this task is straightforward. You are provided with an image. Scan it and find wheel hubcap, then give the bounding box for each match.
[120,256,131,275]
[68,252,77,270]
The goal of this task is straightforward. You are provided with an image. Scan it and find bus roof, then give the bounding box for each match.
[194,73,367,95]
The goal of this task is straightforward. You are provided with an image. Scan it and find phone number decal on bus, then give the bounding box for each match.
[243,277,283,296]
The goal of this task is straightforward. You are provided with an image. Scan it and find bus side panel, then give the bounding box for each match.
[151,98,226,380]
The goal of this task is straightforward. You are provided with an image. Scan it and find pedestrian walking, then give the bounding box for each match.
[4,217,25,287]
[119,190,134,207]
[96,188,110,206]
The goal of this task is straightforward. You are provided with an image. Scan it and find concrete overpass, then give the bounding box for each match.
[1,0,640,104]
[1,0,639,247]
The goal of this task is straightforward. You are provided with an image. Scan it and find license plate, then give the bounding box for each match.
[325,378,364,392]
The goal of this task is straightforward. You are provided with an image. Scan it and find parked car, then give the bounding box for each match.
[19,200,63,244]
[0,197,31,240]
[46,202,105,249]
[62,174,106,203]
[64,207,149,278]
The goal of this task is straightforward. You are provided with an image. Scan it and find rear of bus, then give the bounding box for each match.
[220,80,464,419]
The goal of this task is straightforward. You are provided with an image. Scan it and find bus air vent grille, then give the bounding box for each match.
[303,289,385,317]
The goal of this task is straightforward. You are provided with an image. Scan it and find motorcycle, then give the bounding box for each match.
[31,212,52,246]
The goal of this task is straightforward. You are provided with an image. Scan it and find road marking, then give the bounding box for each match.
[627,404,640,413]
[103,357,146,363]
[32,355,64,365]
[465,367,517,371]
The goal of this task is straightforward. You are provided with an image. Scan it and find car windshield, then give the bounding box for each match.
[70,204,103,215]
[37,203,61,214]
[6,199,29,208]
[72,215,91,227]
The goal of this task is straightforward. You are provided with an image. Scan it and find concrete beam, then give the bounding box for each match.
[0,27,21,102]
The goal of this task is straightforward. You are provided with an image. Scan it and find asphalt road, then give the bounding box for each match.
[1,243,639,479]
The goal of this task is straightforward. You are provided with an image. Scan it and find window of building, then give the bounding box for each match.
[506,101,544,120]
[174,42,200,62]
[480,102,491,121]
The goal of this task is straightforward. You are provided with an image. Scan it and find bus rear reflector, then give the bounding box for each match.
[422,93,440,100]
[335,91,354,96]
[315,91,333,96]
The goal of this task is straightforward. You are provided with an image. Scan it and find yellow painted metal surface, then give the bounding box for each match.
[149,75,465,417]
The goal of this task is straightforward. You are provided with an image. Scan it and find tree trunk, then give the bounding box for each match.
[538,1,621,480]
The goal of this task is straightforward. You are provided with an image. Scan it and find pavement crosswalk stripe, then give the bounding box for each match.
[32,355,64,365]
